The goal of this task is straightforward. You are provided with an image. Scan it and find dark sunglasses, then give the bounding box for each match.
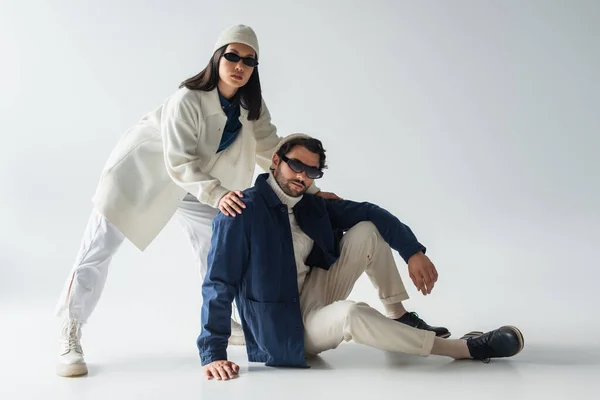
[222,52,259,67]
[281,155,324,179]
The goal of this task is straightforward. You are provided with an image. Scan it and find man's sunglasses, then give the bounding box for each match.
[222,52,259,67]
[281,155,324,179]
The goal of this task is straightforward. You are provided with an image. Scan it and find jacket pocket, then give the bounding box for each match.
[242,298,307,367]
[243,298,288,348]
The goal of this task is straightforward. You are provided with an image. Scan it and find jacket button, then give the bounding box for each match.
[296,327,302,332]
[291,297,297,303]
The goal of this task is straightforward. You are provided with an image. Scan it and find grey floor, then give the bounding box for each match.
[2,300,600,400]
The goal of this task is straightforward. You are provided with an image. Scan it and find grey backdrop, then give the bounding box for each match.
[1,0,599,398]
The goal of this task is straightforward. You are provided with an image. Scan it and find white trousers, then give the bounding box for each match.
[301,221,436,357]
[54,194,234,325]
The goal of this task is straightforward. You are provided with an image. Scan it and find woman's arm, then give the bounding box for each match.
[161,97,229,208]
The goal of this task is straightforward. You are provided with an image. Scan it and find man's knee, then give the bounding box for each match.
[343,221,380,247]
[341,221,381,259]
[346,221,378,239]
[341,301,370,338]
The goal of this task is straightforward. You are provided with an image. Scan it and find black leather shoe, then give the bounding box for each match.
[464,326,524,363]
[395,312,451,338]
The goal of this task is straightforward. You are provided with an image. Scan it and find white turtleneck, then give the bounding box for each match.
[266,173,313,293]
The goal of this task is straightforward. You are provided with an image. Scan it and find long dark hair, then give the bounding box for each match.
[179,45,263,120]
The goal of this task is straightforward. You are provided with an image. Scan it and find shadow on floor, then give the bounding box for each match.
[507,343,600,366]
[83,354,201,377]
[79,342,600,378]
[305,342,600,371]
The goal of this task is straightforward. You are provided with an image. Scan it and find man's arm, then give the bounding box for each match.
[325,199,426,264]
[326,199,441,295]
[197,207,251,366]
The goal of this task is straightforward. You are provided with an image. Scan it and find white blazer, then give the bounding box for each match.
[91,87,316,251]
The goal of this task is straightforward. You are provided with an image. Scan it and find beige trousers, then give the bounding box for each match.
[300,221,436,357]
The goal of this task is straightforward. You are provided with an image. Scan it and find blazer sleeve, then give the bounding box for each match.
[325,199,426,263]
[197,206,251,365]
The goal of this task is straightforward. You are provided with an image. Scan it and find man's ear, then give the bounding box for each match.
[272,153,281,169]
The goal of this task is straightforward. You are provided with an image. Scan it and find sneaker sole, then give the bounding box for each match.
[438,332,451,339]
[56,362,88,377]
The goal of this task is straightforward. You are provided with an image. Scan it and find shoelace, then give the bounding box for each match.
[62,321,83,355]
[463,333,491,364]
[405,312,428,329]
[63,338,83,354]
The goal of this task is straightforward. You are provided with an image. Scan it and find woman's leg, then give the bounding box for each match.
[55,208,125,377]
[174,194,245,345]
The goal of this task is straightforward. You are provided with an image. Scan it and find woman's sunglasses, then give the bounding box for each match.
[281,155,324,179]
[222,52,259,67]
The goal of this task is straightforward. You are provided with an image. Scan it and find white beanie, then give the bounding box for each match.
[273,133,314,156]
[213,24,260,58]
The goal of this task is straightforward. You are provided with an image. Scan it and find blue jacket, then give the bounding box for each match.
[197,173,426,367]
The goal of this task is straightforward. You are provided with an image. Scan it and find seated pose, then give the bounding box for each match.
[197,134,524,380]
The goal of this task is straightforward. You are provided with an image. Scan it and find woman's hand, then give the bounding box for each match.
[218,191,246,216]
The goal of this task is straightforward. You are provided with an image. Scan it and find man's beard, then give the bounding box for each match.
[274,167,307,197]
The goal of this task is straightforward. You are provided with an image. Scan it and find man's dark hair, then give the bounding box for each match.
[277,137,327,170]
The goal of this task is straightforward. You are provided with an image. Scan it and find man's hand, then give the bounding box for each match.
[218,191,246,217]
[204,360,240,381]
[407,252,438,295]
[315,191,344,200]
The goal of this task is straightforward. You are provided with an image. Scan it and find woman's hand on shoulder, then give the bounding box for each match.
[218,191,247,216]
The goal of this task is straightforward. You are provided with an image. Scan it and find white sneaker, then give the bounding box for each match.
[229,318,246,346]
[56,318,88,377]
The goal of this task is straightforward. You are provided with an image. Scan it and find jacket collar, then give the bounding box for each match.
[256,173,284,208]
[256,173,316,213]
[203,88,250,124]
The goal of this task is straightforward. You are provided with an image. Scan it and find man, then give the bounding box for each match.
[197,134,524,381]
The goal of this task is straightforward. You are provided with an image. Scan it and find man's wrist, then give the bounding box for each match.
[200,350,228,366]
[407,250,425,263]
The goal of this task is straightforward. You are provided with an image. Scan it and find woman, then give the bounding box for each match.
[54,24,339,377]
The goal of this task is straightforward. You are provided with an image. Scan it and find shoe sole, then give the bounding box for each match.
[504,325,525,355]
[56,362,88,377]
[438,332,451,339]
